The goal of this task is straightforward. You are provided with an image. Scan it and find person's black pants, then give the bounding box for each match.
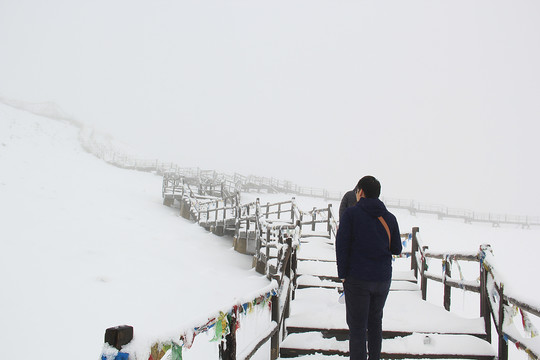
[343,278,391,360]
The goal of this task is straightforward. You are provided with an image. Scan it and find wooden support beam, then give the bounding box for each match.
[271,295,280,360]
[421,245,429,301]
[411,227,419,278]
[443,257,451,311]
[497,284,508,360]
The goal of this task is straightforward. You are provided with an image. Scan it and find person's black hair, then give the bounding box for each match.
[356,176,381,199]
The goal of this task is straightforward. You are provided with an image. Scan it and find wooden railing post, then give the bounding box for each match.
[421,245,428,301]
[327,204,332,236]
[257,200,264,239]
[214,203,218,223]
[223,201,227,223]
[443,256,451,311]
[291,197,295,223]
[270,295,280,360]
[291,238,298,301]
[479,249,492,343]
[311,207,316,231]
[265,228,271,264]
[411,227,419,278]
[255,199,262,260]
[234,205,241,241]
[498,283,508,360]
[285,237,292,279]
[246,205,250,231]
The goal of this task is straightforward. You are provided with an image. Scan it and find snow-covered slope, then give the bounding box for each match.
[0,104,270,359]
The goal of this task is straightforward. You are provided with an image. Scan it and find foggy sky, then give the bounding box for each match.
[1,0,540,216]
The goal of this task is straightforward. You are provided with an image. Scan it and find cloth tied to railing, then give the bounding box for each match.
[393,233,412,261]
[454,257,465,287]
[103,288,280,360]
[442,255,450,278]
[520,308,539,338]
[503,304,539,339]
[442,255,466,289]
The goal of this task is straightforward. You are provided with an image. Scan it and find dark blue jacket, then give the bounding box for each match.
[336,198,402,281]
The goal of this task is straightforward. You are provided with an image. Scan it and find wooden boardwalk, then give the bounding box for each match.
[100,174,540,360]
[157,175,539,359]
[102,174,540,360]
[278,233,496,359]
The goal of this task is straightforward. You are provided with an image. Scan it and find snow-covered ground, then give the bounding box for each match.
[1,102,539,359]
[0,104,271,359]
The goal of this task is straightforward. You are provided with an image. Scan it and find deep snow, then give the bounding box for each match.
[0,104,271,359]
[1,103,540,359]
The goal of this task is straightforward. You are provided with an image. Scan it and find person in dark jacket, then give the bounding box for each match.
[339,187,358,220]
[336,176,402,360]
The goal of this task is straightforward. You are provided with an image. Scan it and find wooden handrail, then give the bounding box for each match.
[410,232,540,360]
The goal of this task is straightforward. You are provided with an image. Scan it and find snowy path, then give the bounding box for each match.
[287,287,486,336]
[280,233,495,359]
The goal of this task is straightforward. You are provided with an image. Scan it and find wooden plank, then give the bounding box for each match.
[280,332,495,359]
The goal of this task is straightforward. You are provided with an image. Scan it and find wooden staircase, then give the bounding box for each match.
[278,232,497,359]
[161,182,519,359]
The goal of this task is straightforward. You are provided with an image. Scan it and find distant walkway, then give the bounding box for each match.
[383,198,540,228]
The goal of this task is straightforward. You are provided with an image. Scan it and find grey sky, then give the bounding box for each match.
[1,0,539,215]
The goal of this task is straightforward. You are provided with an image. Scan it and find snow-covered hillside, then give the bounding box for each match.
[0,104,271,359]
[1,102,540,359]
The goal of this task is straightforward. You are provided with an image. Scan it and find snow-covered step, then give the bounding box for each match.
[290,355,346,359]
[286,288,486,338]
[296,260,337,279]
[297,238,336,261]
[382,333,496,358]
[391,270,418,282]
[390,280,420,291]
[296,260,417,283]
[297,275,419,292]
[280,332,496,359]
[299,230,333,239]
[280,332,348,357]
[297,274,340,289]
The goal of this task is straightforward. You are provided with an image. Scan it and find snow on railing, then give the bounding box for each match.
[101,173,318,360]
[102,281,280,360]
[410,229,540,360]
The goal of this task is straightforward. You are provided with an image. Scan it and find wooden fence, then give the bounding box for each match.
[102,172,342,360]
[384,198,540,228]
[410,227,540,359]
[103,194,301,359]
